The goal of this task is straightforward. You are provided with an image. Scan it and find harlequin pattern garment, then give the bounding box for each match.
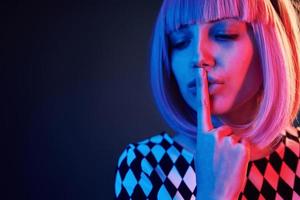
[114,129,300,199]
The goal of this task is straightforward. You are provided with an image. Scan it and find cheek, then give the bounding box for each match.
[212,45,258,113]
[171,54,184,76]
[226,61,262,109]
[226,43,255,87]
[238,47,262,95]
[171,54,193,85]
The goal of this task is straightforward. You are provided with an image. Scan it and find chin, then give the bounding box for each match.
[211,107,227,115]
[188,98,230,115]
[210,98,231,115]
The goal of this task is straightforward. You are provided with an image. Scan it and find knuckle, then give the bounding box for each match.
[216,125,232,136]
[236,143,245,150]
[217,125,231,132]
[221,125,232,131]
[223,136,232,144]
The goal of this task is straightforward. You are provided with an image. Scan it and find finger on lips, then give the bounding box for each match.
[195,68,213,133]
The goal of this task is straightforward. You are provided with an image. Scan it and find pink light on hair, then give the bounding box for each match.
[150,0,300,148]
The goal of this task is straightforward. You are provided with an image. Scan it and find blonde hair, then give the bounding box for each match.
[150,0,300,148]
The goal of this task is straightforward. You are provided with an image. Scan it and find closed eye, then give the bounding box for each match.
[214,34,239,41]
[171,39,191,50]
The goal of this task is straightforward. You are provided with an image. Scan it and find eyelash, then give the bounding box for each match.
[171,39,191,49]
[214,34,239,41]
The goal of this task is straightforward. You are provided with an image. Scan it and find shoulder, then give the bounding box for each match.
[284,125,300,140]
[284,126,300,149]
[115,132,179,179]
[116,132,175,169]
[282,126,300,167]
[114,132,175,199]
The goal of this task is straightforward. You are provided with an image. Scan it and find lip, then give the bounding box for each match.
[189,83,223,95]
[188,76,224,95]
[208,83,223,94]
[187,77,224,88]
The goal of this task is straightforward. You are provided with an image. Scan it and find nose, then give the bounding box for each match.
[192,34,215,70]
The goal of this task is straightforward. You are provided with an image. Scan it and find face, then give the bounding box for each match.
[169,19,262,121]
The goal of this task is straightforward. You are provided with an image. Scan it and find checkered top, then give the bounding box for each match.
[115,128,300,199]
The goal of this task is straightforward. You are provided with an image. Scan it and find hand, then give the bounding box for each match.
[195,68,250,200]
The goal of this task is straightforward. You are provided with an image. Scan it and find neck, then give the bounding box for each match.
[173,91,280,161]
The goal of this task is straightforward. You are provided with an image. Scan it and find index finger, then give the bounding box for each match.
[195,68,214,133]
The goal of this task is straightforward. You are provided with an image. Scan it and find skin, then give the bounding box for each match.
[169,19,263,125]
[195,68,250,199]
[169,19,264,199]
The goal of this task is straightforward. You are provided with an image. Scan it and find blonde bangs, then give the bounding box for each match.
[162,0,273,33]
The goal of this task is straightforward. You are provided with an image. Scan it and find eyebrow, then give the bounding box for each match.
[206,17,240,23]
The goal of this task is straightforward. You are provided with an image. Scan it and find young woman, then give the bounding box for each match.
[115,0,300,199]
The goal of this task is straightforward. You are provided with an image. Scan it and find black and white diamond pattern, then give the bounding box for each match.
[115,129,300,199]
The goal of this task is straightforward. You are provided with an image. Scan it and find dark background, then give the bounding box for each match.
[3,0,173,199]
[3,1,300,200]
